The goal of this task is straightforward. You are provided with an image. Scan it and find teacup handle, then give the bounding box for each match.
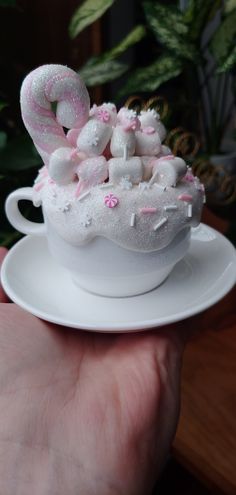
[5,187,46,236]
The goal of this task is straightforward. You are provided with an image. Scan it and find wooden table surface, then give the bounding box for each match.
[173,285,236,494]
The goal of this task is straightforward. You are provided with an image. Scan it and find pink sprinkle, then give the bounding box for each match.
[104,193,119,208]
[178,193,193,202]
[34,181,44,192]
[141,126,155,135]
[48,178,55,184]
[184,173,194,183]
[139,207,157,214]
[97,108,110,123]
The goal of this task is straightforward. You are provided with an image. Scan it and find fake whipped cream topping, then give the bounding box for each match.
[20,64,204,252]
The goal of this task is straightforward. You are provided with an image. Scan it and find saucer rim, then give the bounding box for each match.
[1,224,236,332]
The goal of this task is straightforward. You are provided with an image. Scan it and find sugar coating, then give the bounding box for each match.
[33,174,203,252]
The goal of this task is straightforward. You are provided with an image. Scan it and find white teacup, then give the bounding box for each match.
[5,187,191,297]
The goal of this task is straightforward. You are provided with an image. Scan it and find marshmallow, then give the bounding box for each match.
[151,156,187,187]
[110,108,140,157]
[108,156,143,185]
[77,103,117,156]
[75,156,108,196]
[48,147,79,185]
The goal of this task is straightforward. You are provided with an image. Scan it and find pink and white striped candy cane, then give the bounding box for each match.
[20,64,90,166]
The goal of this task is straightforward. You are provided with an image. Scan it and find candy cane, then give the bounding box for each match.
[20,64,90,166]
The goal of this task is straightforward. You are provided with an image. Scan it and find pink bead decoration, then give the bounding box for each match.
[104,193,119,208]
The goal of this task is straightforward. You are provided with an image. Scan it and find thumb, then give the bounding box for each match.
[0,247,10,303]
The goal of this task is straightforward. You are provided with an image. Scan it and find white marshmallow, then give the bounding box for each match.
[151,157,187,187]
[108,157,143,185]
[48,147,78,185]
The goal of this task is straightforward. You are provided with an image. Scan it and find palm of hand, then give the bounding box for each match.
[0,302,183,495]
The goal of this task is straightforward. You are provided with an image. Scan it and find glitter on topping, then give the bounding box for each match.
[104,193,119,208]
[120,176,132,190]
[130,213,136,227]
[140,207,157,214]
[187,204,192,218]
[164,205,177,211]
[77,190,91,201]
[178,193,193,202]
[153,217,167,231]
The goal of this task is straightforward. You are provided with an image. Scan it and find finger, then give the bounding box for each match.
[0,247,10,303]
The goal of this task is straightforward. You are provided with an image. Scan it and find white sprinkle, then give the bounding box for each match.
[130,213,136,227]
[153,217,167,231]
[60,201,72,213]
[154,183,166,191]
[203,194,206,204]
[164,205,177,211]
[187,204,192,218]
[149,170,159,185]
[77,190,91,202]
[99,183,114,189]
[139,181,151,191]
[123,144,128,161]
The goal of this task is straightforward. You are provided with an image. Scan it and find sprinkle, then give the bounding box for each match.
[203,194,206,204]
[139,181,151,191]
[99,183,114,189]
[82,216,92,227]
[164,205,177,211]
[178,193,193,202]
[120,176,132,190]
[130,213,136,227]
[123,144,128,161]
[140,207,157,214]
[187,204,192,218]
[77,190,91,202]
[104,193,119,208]
[153,217,167,231]
[34,182,44,192]
[153,183,166,191]
[60,201,72,213]
[184,172,195,183]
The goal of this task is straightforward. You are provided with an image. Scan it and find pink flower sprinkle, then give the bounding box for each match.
[184,173,194,183]
[104,193,119,208]
[98,108,110,123]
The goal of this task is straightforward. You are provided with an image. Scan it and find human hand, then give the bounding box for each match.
[0,247,186,495]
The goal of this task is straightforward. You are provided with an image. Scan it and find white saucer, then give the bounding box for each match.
[1,224,236,332]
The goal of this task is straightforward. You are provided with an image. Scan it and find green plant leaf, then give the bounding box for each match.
[103,25,146,60]
[0,0,16,6]
[78,24,146,86]
[79,59,128,86]
[143,1,199,62]
[0,101,8,112]
[210,10,236,65]
[118,55,183,96]
[0,134,41,172]
[184,0,220,41]
[0,132,7,150]
[69,0,115,38]
[225,0,236,13]
[217,45,236,72]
